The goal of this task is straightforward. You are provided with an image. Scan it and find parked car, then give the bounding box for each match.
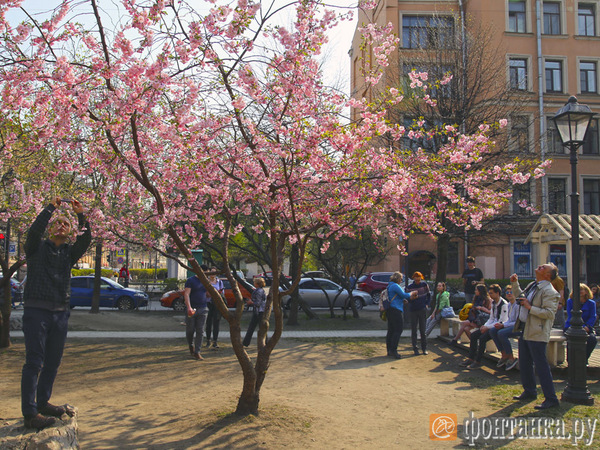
[160,289,186,311]
[0,276,24,307]
[253,271,292,287]
[160,278,253,310]
[281,277,372,310]
[70,276,148,310]
[356,272,394,302]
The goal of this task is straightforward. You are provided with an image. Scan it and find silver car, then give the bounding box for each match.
[282,278,373,310]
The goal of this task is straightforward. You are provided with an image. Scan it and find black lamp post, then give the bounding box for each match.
[553,96,595,405]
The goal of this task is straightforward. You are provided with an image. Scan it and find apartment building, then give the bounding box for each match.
[350,0,600,283]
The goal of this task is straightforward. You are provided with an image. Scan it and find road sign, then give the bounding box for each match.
[116,248,126,257]
[8,243,16,255]
[117,257,124,264]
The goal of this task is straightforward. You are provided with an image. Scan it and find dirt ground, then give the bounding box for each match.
[1,310,600,449]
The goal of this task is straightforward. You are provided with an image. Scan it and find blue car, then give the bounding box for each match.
[70,276,148,310]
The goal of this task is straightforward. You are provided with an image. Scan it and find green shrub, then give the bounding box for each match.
[71,269,117,278]
[164,278,183,291]
[129,268,168,280]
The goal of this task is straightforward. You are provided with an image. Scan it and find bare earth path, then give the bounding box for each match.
[1,310,599,449]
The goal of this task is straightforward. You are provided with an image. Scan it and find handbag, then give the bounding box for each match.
[441,306,455,319]
[380,310,387,321]
[475,312,490,327]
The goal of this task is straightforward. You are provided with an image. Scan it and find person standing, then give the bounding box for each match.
[243,277,266,347]
[21,198,91,429]
[383,272,416,359]
[511,263,560,410]
[406,272,431,355]
[118,264,130,286]
[184,264,209,360]
[205,269,224,349]
[564,284,597,365]
[462,256,484,303]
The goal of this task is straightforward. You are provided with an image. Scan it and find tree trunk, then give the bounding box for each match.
[286,244,300,325]
[435,234,450,307]
[0,282,12,349]
[90,242,103,314]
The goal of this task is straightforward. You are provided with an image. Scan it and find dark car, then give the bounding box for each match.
[70,276,149,310]
[0,276,24,308]
[356,272,394,302]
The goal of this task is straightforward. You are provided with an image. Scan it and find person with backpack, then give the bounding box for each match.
[380,271,417,359]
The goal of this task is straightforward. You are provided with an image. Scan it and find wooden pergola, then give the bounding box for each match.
[525,214,600,289]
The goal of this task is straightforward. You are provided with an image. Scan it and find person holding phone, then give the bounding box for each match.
[21,198,91,429]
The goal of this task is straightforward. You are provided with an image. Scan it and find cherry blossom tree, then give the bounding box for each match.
[0,0,545,414]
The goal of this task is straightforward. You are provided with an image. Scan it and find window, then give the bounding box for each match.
[70,278,88,288]
[579,3,596,36]
[584,179,600,214]
[513,242,532,278]
[511,182,532,215]
[548,178,567,213]
[509,1,527,32]
[546,117,565,154]
[550,245,567,277]
[401,117,448,152]
[447,241,459,275]
[583,119,599,155]
[402,16,454,49]
[509,116,530,152]
[509,58,528,90]
[543,2,561,34]
[545,60,563,92]
[580,61,597,93]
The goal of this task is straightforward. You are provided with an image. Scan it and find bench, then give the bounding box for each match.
[440,317,496,352]
[441,318,567,367]
[547,329,566,367]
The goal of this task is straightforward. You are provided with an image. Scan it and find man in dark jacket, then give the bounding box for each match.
[21,198,91,429]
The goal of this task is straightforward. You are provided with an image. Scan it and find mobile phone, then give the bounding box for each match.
[61,198,72,203]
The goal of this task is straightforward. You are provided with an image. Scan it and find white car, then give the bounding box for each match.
[282,278,373,310]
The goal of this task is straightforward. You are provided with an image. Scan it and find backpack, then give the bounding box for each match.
[379,286,398,311]
[379,287,390,311]
[459,303,473,321]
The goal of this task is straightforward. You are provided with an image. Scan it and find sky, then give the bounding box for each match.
[8,0,359,96]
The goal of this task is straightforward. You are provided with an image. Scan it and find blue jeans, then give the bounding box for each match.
[518,338,558,402]
[21,307,70,417]
[489,326,520,355]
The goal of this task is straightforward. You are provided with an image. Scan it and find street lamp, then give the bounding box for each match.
[552,96,596,405]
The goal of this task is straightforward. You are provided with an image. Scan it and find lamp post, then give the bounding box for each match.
[553,96,596,405]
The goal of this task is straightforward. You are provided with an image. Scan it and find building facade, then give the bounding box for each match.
[351,0,600,283]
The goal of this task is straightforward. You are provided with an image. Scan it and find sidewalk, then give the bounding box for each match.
[10,329,440,339]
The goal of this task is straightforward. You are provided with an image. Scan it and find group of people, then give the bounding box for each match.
[17,197,600,429]
[381,257,598,410]
[184,268,267,360]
